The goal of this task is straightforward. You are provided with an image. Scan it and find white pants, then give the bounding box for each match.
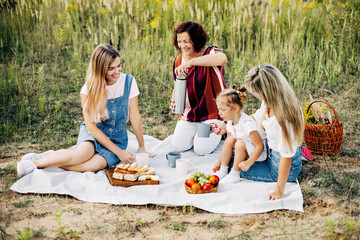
[171,120,222,156]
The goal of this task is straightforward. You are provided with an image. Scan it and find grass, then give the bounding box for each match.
[85,224,108,234]
[12,198,34,208]
[182,203,194,214]
[54,209,81,240]
[165,221,187,231]
[202,218,225,229]
[0,0,359,153]
[0,164,17,194]
[324,218,360,240]
[12,227,45,240]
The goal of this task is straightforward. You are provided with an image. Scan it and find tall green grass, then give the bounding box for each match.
[0,0,359,147]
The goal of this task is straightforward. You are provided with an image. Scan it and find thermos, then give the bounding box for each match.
[174,74,187,114]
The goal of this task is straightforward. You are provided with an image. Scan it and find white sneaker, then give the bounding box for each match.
[21,150,54,162]
[17,161,37,177]
[213,170,228,180]
[221,173,241,184]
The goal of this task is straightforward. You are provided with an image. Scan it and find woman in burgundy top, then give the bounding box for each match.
[170,21,228,155]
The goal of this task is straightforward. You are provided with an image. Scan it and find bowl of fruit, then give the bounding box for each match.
[185,172,219,194]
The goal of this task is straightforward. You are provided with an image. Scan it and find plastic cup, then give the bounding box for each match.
[135,153,149,165]
[176,158,191,175]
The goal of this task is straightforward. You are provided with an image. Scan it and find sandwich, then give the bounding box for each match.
[113,162,155,181]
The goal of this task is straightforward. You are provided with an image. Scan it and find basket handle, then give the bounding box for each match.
[306,100,339,121]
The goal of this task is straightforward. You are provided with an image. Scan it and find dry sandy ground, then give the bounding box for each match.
[1,152,359,239]
[1,193,355,240]
[1,193,359,239]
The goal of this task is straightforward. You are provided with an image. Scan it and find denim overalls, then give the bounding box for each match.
[77,74,133,167]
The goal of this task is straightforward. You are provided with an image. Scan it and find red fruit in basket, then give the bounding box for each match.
[209,175,219,185]
[185,178,196,187]
[202,184,212,190]
[191,183,201,189]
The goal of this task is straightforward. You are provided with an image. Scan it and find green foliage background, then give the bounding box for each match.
[0,0,359,156]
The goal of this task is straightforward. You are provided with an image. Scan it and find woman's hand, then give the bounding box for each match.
[211,122,226,135]
[137,146,156,158]
[175,61,192,78]
[268,188,284,200]
[212,160,221,173]
[268,157,291,200]
[170,98,175,112]
[117,150,135,164]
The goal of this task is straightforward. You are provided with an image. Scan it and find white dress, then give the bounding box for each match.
[226,112,267,162]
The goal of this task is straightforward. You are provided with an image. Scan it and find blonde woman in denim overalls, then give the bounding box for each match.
[17,44,150,177]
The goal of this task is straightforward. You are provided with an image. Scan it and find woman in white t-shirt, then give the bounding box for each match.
[211,86,267,184]
[243,64,305,200]
[17,44,150,177]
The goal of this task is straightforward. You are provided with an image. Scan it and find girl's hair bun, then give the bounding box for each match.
[232,83,239,90]
[232,84,247,101]
[239,85,247,92]
[239,88,247,101]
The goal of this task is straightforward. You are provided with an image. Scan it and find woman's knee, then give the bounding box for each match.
[172,120,196,152]
[194,135,221,156]
[87,161,107,172]
[194,145,213,156]
[72,142,95,163]
[77,155,107,172]
[172,135,193,152]
[85,155,107,171]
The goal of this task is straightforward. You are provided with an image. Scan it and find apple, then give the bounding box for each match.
[185,178,196,187]
[191,183,201,189]
[209,175,219,185]
[202,184,212,190]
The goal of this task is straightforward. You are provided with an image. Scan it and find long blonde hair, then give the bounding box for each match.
[82,44,120,123]
[244,64,304,151]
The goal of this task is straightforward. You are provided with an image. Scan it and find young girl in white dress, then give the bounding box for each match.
[212,86,267,184]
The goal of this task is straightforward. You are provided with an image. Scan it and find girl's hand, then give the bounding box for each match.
[170,98,175,112]
[137,146,156,158]
[212,160,221,173]
[211,122,226,135]
[118,150,135,164]
[268,189,284,200]
[238,161,252,172]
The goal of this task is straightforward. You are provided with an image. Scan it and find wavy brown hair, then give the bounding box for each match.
[173,21,208,52]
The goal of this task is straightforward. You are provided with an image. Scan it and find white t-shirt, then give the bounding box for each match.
[226,112,267,162]
[80,73,140,121]
[254,101,299,157]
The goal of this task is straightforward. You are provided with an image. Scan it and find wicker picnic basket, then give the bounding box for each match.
[185,183,218,194]
[304,100,343,155]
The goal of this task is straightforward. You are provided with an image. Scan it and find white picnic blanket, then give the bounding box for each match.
[11,132,304,214]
